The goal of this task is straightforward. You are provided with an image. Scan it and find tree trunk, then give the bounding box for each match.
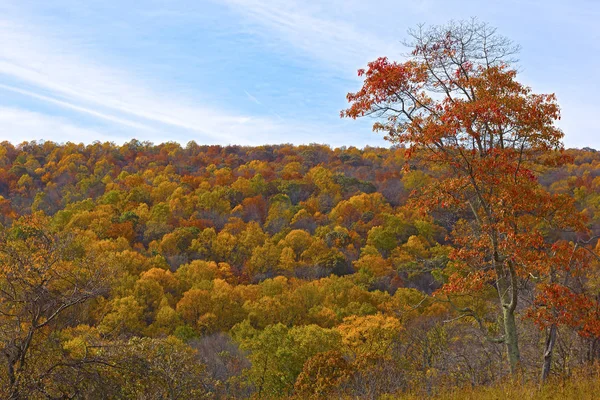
[541,324,557,382]
[503,305,521,374]
[541,266,559,382]
[497,260,521,375]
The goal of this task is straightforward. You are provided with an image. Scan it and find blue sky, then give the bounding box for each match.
[0,0,598,148]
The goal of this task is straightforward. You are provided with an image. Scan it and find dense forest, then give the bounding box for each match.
[0,139,599,399]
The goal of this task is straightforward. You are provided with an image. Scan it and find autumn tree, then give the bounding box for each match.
[0,214,109,399]
[293,350,352,398]
[113,336,212,399]
[343,20,588,375]
[232,321,340,397]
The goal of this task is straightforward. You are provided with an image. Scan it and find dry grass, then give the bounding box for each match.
[390,366,600,400]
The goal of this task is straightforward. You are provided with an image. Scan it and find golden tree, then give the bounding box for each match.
[0,214,109,399]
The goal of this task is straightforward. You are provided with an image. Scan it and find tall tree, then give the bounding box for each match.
[342,19,587,374]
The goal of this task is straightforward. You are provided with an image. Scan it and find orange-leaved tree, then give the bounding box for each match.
[342,20,590,375]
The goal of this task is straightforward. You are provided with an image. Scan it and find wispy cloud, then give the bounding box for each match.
[0,15,289,144]
[0,83,153,131]
[0,107,119,144]
[244,90,262,105]
[220,0,404,72]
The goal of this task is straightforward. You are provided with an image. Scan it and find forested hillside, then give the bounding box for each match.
[0,140,599,398]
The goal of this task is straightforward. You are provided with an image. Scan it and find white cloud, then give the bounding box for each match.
[220,0,404,72]
[244,90,262,105]
[0,107,119,144]
[0,16,287,145]
[0,83,153,131]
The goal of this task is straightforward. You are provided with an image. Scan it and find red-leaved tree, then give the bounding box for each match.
[342,20,593,376]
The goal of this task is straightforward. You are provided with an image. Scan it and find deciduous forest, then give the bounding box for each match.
[1,20,600,399]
